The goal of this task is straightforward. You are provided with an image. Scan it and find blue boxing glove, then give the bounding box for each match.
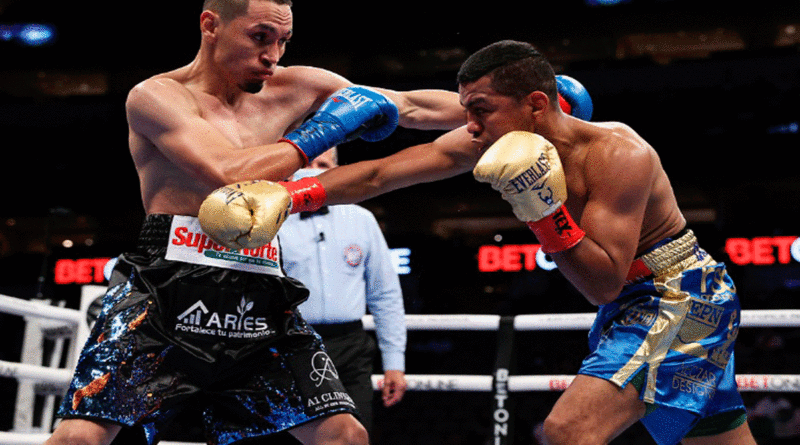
[556,75,593,120]
[280,86,399,164]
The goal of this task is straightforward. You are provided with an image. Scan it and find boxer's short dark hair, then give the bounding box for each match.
[458,40,558,101]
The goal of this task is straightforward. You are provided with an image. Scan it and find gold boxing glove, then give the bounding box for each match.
[474,131,584,253]
[198,180,291,250]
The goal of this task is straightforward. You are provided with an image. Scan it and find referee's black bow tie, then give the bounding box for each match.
[299,206,329,219]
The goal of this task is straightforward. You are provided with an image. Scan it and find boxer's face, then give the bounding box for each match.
[459,75,534,151]
[207,0,293,93]
[309,148,337,170]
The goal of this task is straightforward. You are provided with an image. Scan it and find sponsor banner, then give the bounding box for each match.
[479,236,800,272]
[724,236,800,266]
[478,244,556,272]
[54,258,111,284]
[736,375,800,392]
[166,216,283,276]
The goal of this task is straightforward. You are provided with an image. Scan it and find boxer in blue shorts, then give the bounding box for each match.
[460,41,758,445]
[579,229,747,444]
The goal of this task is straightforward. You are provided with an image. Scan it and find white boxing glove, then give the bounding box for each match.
[473,131,585,253]
[199,180,291,250]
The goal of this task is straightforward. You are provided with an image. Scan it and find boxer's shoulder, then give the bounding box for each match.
[126,73,202,120]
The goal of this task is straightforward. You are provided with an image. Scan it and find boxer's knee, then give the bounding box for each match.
[291,414,368,445]
[542,412,601,445]
[542,412,571,445]
[46,419,121,445]
[337,417,368,445]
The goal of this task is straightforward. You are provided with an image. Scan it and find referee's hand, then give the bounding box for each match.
[380,370,407,407]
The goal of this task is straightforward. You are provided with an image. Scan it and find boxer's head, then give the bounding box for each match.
[457,41,558,148]
[457,40,558,103]
[200,0,293,93]
[203,0,293,22]
[309,147,338,170]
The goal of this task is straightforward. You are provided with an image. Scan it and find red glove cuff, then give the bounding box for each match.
[279,138,310,167]
[526,207,585,253]
[281,177,327,214]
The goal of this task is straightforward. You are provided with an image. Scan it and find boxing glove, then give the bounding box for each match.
[281,86,399,165]
[556,75,593,120]
[473,131,585,253]
[199,178,328,249]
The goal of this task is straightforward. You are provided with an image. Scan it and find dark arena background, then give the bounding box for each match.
[1,1,800,444]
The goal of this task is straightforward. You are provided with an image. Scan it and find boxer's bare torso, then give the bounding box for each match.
[556,120,686,255]
[126,65,348,216]
[317,82,685,305]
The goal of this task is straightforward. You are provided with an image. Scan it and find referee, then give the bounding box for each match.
[279,148,407,436]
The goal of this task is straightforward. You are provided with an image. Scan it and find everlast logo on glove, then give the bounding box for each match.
[474,132,584,253]
[503,152,550,195]
[216,186,248,205]
[336,88,374,110]
[550,208,575,236]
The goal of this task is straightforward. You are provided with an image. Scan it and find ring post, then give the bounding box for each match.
[492,316,517,445]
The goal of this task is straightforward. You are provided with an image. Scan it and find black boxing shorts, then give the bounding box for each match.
[57,214,358,445]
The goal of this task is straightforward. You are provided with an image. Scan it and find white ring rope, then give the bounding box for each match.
[2,292,799,389]
[0,360,71,387]
[0,433,191,445]
[369,310,800,331]
[2,292,800,445]
[372,374,800,393]
[0,294,84,326]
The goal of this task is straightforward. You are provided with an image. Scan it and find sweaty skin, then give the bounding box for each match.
[316,77,685,306]
[46,3,465,445]
[314,47,755,445]
[126,1,465,218]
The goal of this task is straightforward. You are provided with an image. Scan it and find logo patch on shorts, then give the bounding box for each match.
[686,299,724,328]
[309,351,339,387]
[174,296,276,340]
[288,350,356,416]
[672,364,718,399]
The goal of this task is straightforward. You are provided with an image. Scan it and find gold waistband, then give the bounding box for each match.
[627,229,715,282]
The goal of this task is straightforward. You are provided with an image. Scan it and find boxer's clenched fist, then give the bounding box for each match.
[474,131,584,253]
[473,131,567,222]
[556,75,593,120]
[280,86,399,164]
[199,180,291,250]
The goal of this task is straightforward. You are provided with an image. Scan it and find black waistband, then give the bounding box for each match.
[311,320,364,338]
[137,214,175,252]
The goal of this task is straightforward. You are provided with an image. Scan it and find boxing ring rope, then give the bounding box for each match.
[2,291,800,445]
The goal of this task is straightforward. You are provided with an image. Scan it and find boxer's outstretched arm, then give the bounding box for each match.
[376,74,591,132]
[317,126,478,204]
[198,127,478,249]
[377,88,466,131]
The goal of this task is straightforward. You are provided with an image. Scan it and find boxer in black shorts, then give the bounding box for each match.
[58,215,359,445]
[41,0,466,443]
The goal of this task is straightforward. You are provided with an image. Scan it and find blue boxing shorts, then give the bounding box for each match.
[578,229,747,445]
[57,215,358,445]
